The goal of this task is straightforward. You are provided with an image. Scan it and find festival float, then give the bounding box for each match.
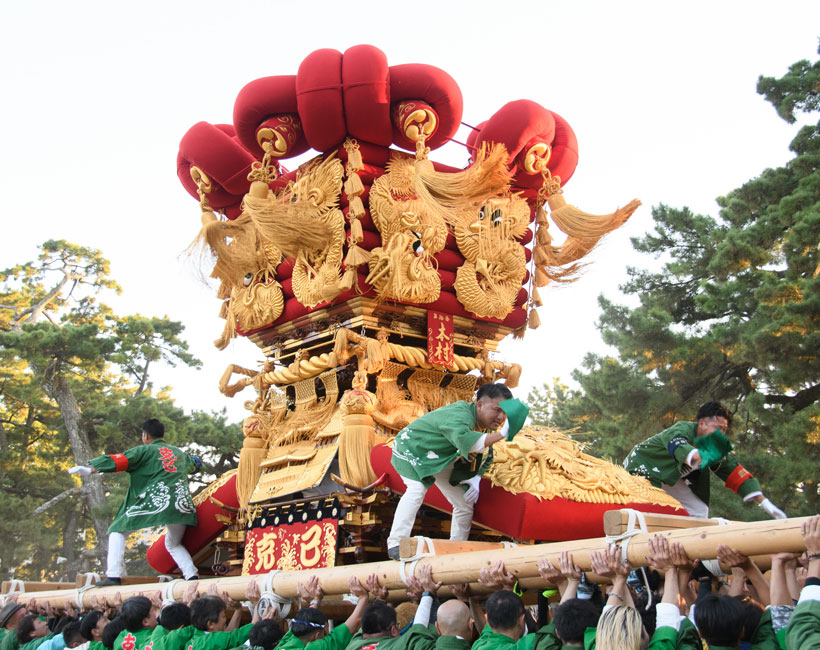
[25,44,813,608]
[135,43,691,581]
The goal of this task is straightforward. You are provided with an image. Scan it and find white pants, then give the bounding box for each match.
[107,524,197,579]
[663,479,709,518]
[387,465,474,548]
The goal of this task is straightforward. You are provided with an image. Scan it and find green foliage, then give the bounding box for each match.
[0,241,241,581]
[536,48,820,519]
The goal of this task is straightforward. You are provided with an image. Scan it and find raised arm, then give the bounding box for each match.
[717,545,770,606]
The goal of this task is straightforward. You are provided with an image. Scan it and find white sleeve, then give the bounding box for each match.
[743,491,763,502]
[468,434,488,453]
[798,585,820,604]
[655,602,682,631]
[685,449,701,469]
[413,594,433,626]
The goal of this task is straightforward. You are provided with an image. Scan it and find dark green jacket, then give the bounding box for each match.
[624,421,761,504]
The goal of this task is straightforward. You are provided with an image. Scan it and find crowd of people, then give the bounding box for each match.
[1,516,817,650]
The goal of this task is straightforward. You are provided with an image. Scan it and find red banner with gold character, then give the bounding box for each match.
[427,310,455,367]
[243,508,338,573]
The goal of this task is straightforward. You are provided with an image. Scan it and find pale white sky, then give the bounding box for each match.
[1,1,818,422]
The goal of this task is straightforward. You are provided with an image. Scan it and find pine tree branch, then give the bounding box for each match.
[33,486,85,516]
[764,383,820,412]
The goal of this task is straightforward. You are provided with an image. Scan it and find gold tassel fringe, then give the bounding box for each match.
[547,195,641,239]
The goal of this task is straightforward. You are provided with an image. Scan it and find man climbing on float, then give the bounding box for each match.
[623,401,786,519]
[386,383,528,559]
[67,419,202,585]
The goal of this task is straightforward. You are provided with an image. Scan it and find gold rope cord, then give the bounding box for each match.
[486,427,681,507]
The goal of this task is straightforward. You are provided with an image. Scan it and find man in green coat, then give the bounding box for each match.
[623,402,784,518]
[387,383,528,558]
[68,419,201,586]
[786,514,820,650]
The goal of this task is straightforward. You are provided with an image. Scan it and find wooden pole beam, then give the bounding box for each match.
[15,517,809,608]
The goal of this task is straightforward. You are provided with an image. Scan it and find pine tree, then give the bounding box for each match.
[0,240,241,579]
[541,46,820,520]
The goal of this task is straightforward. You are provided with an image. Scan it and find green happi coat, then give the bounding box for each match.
[391,401,491,488]
[90,440,197,533]
[345,625,451,650]
[277,624,352,650]
[470,627,518,650]
[786,597,820,650]
[113,628,153,650]
[188,625,252,650]
[150,626,195,650]
[623,421,761,505]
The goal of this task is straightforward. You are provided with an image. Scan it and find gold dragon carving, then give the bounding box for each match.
[366,154,446,303]
[453,194,529,319]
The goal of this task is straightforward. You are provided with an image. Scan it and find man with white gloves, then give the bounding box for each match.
[386,383,529,559]
[624,401,786,519]
[68,418,202,586]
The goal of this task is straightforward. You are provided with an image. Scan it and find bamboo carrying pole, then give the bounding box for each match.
[8,517,809,609]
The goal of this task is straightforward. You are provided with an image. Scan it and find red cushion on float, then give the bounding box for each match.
[476,100,555,165]
[275,258,295,281]
[342,45,392,146]
[370,444,686,541]
[297,49,346,152]
[389,63,463,151]
[465,120,487,160]
[546,111,578,185]
[358,229,381,251]
[434,248,465,271]
[177,122,257,208]
[146,473,239,574]
[232,75,309,159]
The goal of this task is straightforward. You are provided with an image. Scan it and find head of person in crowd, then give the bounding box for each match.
[100,617,125,650]
[16,615,50,644]
[695,402,732,438]
[288,608,328,643]
[475,383,513,431]
[393,603,417,634]
[80,611,107,644]
[61,621,87,649]
[733,595,764,643]
[120,596,158,633]
[158,603,190,631]
[435,600,474,642]
[553,599,599,648]
[596,606,648,650]
[248,620,283,650]
[694,593,745,648]
[1,603,28,632]
[361,600,399,639]
[191,596,230,633]
[485,591,526,641]
[141,418,165,443]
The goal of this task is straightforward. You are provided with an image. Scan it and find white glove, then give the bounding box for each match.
[760,497,786,519]
[459,475,481,505]
[499,419,510,440]
[68,465,92,476]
